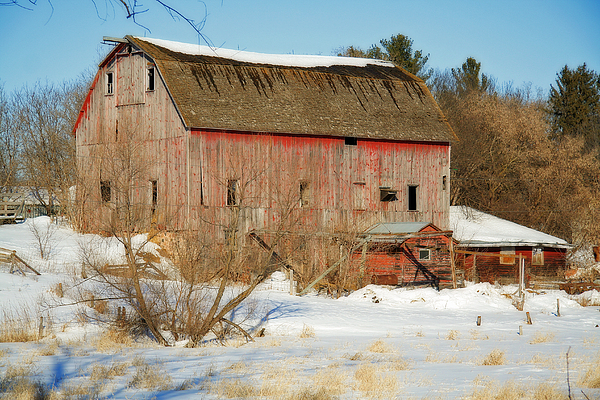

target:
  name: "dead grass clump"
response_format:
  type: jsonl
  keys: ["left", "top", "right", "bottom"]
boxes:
{"left": 287, "top": 387, "right": 337, "bottom": 400}
{"left": 211, "top": 379, "right": 257, "bottom": 398}
{"left": 579, "top": 356, "right": 600, "bottom": 388}
{"left": 529, "top": 331, "right": 556, "bottom": 344}
{"left": 446, "top": 329, "right": 460, "bottom": 340}
{"left": 312, "top": 366, "right": 347, "bottom": 396}
{"left": 470, "top": 330, "right": 489, "bottom": 340}
{"left": 36, "top": 342, "right": 59, "bottom": 356}
{"left": 354, "top": 363, "right": 398, "bottom": 396}
{"left": 299, "top": 324, "right": 316, "bottom": 338}
{"left": 466, "top": 380, "right": 526, "bottom": 400}
{"left": 481, "top": 349, "right": 506, "bottom": 366}
{"left": 385, "top": 356, "right": 410, "bottom": 371}
{"left": 532, "top": 383, "right": 568, "bottom": 400}
{"left": 425, "top": 352, "right": 458, "bottom": 363}
{"left": 128, "top": 362, "right": 173, "bottom": 390}
{"left": 95, "top": 328, "right": 133, "bottom": 352}
{"left": 53, "top": 383, "right": 102, "bottom": 399}
{"left": 368, "top": 339, "right": 390, "bottom": 353}
{"left": 0, "top": 364, "right": 48, "bottom": 399}
{"left": 89, "top": 361, "right": 129, "bottom": 382}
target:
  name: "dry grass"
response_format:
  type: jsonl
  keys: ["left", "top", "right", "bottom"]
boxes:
{"left": 425, "top": 352, "right": 458, "bottom": 363}
{"left": 95, "top": 328, "right": 133, "bottom": 352}
{"left": 528, "top": 331, "right": 555, "bottom": 344}
{"left": 299, "top": 324, "right": 316, "bottom": 338}
{"left": 210, "top": 378, "right": 257, "bottom": 398}
{"left": 287, "top": 387, "right": 338, "bottom": 400}
{"left": 36, "top": 342, "right": 59, "bottom": 357}
{"left": 0, "top": 310, "right": 39, "bottom": 343}
{"left": 481, "top": 349, "right": 506, "bottom": 366}
{"left": 579, "top": 356, "right": 600, "bottom": 388}
{"left": 312, "top": 366, "right": 347, "bottom": 396}
{"left": 465, "top": 380, "right": 567, "bottom": 400}
{"left": 89, "top": 361, "right": 129, "bottom": 382}
{"left": 470, "top": 330, "right": 489, "bottom": 340}
{"left": 0, "top": 364, "right": 48, "bottom": 399}
{"left": 446, "top": 329, "right": 460, "bottom": 340}
{"left": 354, "top": 363, "right": 398, "bottom": 398}
{"left": 367, "top": 339, "right": 390, "bottom": 353}
{"left": 128, "top": 360, "right": 173, "bottom": 390}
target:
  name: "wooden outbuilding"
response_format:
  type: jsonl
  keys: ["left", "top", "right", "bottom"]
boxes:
{"left": 450, "top": 206, "right": 571, "bottom": 285}
{"left": 74, "top": 36, "right": 456, "bottom": 241}
{"left": 351, "top": 222, "right": 455, "bottom": 289}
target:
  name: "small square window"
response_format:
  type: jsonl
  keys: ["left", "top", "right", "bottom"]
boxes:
{"left": 344, "top": 137, "right": 357, "bottom": 146}
{"left": 419, "top": 249, "right": 431, "bottom": 261}
{"left": 106, "top": 72, "right": 114, "bottom": 95}
{"left": 500, "top": 247, "right": 516, "bottom": 265}
{"left": 532, "top": 247, "right": 544, "bottom": 266}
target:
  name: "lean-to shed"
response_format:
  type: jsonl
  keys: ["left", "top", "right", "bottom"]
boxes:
{"left": 450, "top": 206, "right": 571, "bottom": 285}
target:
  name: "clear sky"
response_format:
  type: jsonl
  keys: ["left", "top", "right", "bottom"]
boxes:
{"left": 0, "top": 0, "right": 598, "bottom": 95}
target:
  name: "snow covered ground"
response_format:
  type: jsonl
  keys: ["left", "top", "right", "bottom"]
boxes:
{"left": 0, "top": 217, "right": 599, "bottom": 399}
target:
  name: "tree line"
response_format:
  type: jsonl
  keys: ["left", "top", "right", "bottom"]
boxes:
{"left": 338, "top": 34, "right": 600, "bottom": 245}
{"left": 0, "top": 78, "right": 89, "bottom": 215}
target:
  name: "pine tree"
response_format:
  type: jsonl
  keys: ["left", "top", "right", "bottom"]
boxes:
{"left": 549, "top": 63, "right": 600, "bottom": 148}
{"left": 451, "top": 57, "right": 493, "bottom": 95}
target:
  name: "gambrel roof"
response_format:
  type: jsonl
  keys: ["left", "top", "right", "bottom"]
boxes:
{"left": 122, "top": 36, "right": 456, "bottom": 142}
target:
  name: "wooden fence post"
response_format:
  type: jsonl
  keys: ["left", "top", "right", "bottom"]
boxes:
{"left": 557, "top": 298, "right": 561, "bottom": 317}
{"left": 526, "top": 312, "right": 532, "bottom": 325}
{"left": 476, "top": 316, "right": 481, "bottom": 326}
{"left": 38, "top": 316, "right": 44, "bottom": 339}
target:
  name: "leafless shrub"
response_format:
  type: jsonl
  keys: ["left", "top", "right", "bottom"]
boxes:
{"left": 28, "top": 217, "right": 57, "bottom": 260}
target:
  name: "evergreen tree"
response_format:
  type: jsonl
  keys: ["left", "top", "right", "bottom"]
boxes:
{"left": 335, "top": 34, "right": 433, "bottom": 82}
{"left": 451, "top": 57, "right": 493, "bottom": 95}
{"left": 549, "top": 63, "right": 600, "bottom": 148}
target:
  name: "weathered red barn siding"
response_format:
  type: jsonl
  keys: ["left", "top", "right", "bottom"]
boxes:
{"left": 459, "top": 247, "right": 568, "bottom": 284}
{"left": 188, "top": 129, "right": 450, "bottom": 234}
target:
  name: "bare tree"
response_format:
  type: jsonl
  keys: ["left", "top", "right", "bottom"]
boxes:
{"left": 0, "top": 83, "right": 19, "bottom": 191}
{"left": 12, "top": 79, "right": 87, "bottom": 216}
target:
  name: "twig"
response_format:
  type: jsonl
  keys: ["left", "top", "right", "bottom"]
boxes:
{"left": 567, "top": 346, "right": 572, "bottom": 400}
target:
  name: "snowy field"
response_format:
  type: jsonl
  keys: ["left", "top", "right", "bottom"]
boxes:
{"left": 1, "top": 217, "right": 599, "bottom": 399}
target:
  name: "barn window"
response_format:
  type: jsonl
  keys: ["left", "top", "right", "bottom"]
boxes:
{"left": 227, "top": 179, "right": 238, "bottom": 206}
{"left": 106, "top": 72, "right": 114, "bottom": 95}
{"left": 419, "top": 249, "right": 431, "bottom": 261}
{"left": 500, "top": 247, "right": 516, "bottom": 265}
{"left": 345, "top": 137, "right": 357, "bottom": 146}
{"left": 299, "top": 181, "right": 310, "bottom": 207}
{"left": 532, "top": 247, "right": 544, "bottom": 266}
{"left": 147, "top": 67, "right": 155, "bottom": 91}
{"left": 150, "top": 180, "right": 158, "bottom": 215}
{"left": 408, "top": 185, "right": 418, "bottom": 211}
{"left": 380, "top": 188, "right": 398, "bottom": 202}
{"left": 100, "top": 181, "right": 111, "bottom": 203}
{"left": 442, "top": 175, "right": 447, "bottom": 191}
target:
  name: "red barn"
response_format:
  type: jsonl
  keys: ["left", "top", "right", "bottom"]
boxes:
{"left": 74, "top": 36, "right": 456, "bottom": 242}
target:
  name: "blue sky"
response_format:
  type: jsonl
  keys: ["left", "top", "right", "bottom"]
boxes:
{"left": 0, "top": 0, "right": 598, "bottom": 95}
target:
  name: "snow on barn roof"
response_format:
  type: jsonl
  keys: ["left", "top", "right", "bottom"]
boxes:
{"left": 364, "top": 222, "right": 431, "bottom": 235}
{"left": 136, "top": 37, "right": 396, "bottom": 69}
{"left": 450, "top": 206, "right": 571, "bottom": 249}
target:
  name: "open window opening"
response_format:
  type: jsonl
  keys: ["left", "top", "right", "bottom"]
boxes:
{"left": 380, "top": 187, "right": 398, "bottom": 202}
{"left": 418, "top": 249, "right": 431, "bottom": 261}
{"left": 100, "top": 181, "right": 111, "bottom": 203}
{"left": 147, "top": 66, "right": 155, "bottom": 91}
{"left": 150, "top": 180, "right": 158, "bottom": 215}
{"left": 344, "top": 137, "right": 357, "bottom": 146}
{"left": 299, "top": 181, "right": 310, "bottom": 207}
{"left": 408, "top": 185, "right": 418, "bottom": 211}
{"left": 442, "top": 175, "right": 447, "bottom": 191}
{"left": 106, "top": 72, "right": 114, "bottom": 95}
{"left": 227, "top": 179, "right": 239, "bottom": 206}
